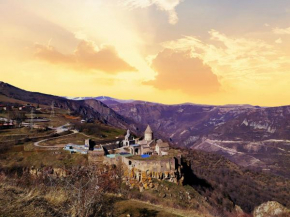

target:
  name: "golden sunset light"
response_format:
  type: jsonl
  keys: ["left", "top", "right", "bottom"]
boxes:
{"left": 2, "top": 1, "right": 290, "bottom": 215}
{"left": 1, "top": 0, "right": 290, "bottom": 106}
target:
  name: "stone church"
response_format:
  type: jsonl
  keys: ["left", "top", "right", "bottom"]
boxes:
{"left": 123, "top": 125, "right": 170, "bottom": 156}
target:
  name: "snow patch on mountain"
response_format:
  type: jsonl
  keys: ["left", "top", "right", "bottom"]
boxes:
{"left": 63, "top": 96, "right": 135, "bottom": 103}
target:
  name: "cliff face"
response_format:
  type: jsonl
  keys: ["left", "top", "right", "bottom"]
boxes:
{"left": 124, "top": 167, "right": 183, "bottom": 191}
{"left": 104, "top": 155, "right": 184, "bottom": 187}
{"left": 125, "top": 158, "right": 184, "bottom": 187}
{"left": 103, "top": 100, "right": 290, "bottom": 144}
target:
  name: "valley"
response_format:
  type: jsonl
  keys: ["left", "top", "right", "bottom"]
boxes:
{"left": 3, "top": 1, "right": 290, "bottom": 216}
{"left": 98, "top": 98, "right": 290, "bottom": 179}
{"left": 0, "top": 82, "right": 290, "bottom": 217}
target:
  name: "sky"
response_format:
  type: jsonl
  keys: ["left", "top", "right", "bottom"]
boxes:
{"left": 1, "top": 0, "right": 290, "bottom": 106}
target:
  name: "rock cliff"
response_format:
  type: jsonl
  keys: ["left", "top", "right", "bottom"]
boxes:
{"left": 253, "top": 201, "right": 290, "bottom": 217}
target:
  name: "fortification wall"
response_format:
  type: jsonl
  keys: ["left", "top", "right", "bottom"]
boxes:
{"left": 103, "top": 155, "right": 183, "bottom": 185}
{"left": 122, "top": 157, "right": 176, "bottom": 173}
{"left": 88, "top": 151, "right": 104, "bottom": 164}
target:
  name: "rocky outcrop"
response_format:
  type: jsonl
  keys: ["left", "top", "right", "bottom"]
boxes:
{"left": 117, "top": 155, "right": 184, "bottom": 192}
{"left": 253, "top": 201, "right": 290, "bottom": 217}
{"left": 29, "top": 167, "right": 67, "bottom": 178}
{"left": 123, "top": 167, "right": 184, "bottom": 192}
{"left": 126, "top": 167, "right": 182, "bottom": 185}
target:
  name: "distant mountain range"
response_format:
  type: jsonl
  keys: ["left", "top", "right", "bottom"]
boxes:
{"left": 90, "top": 95, "right": 290, "bottom": 178}
{"left": 64, "top": 96, "right": 135, "bottom": 104}
{"left": 65, "top": 96, "right": 261, "bottom": 108}
{"left": 2, "top": 82, "right": 290, "bottom": 178}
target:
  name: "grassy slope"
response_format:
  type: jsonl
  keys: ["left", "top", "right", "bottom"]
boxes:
{"left": 0, "top": 184, "right": 66, "bottom": 217}
{"left": 0, "top": 145, "right": 88, "bottom": 169}
{"left": 114, "top": 199, "right": 183, "bottom": 217}
{"left": 41, "top": 133, "right": 90, "bottom": 146}
{"left": 0, "top": 94, "right": 41, "bottom": 106}
{"left": 0, "top": 107, "right": 126, "bottom": 169}
{"left": 0, "top": 183, "right": 208, "bottom": 217}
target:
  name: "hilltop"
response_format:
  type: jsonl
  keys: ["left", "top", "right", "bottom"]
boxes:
{"left": 0, "top": 82, "right": 143, "bottom": 133}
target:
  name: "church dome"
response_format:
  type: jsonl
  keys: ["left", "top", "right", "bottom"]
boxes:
{"left": 145, "top": 125, "right": 153, "bottom": 134}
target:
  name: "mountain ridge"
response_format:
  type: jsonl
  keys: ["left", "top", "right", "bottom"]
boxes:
{"left": 0, "top": 82, "right": 143, "bottom": 133}
{"left": 96, "top": 96, "right": 290, "bottom": 178}
{"left": 64, "top": 95, "right": 269, "bottom": 108}
{"left": 2, "top": 82, "right": 290, "bottom": 178}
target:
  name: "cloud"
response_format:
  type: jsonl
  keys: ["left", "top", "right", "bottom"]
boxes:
{"left": 161, "top": 30, "right": 286, "bottom": 85}
{"left": 123, "top": 0, "right": 183, "bottom": 25}
{"left": 273, "top": 27, "right": 290, "bottom": 35}
{"left": 34, "top": 44, "right": 74, "bottom": 64}
{"left": 145, "top": 49, "right": 220, "bottom": 94}
{"left": 34, "top": 40, "right": 136, "bottom": 73}
{"left": 275, "top": 38, "right": 282, "bottom": 44}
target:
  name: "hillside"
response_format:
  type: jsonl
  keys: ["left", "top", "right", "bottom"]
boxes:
{"left": 183, "top": 150, "right": 290, "bottom": 213}
{"left": 0, "top": 82, "right": 142, "bottom": 133}
{"left": 0, "top": 85, "right": 289, "bottom": 216}
{"left": 97, "top": 98, "right": 290, "bottom": 178}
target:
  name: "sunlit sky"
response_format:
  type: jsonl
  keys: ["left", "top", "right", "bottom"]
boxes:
{"left": 1, "top": 0, "right": 290, "bottom": 106}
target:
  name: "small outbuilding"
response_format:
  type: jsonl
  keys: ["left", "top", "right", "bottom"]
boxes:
{"left": 155, "top": 141, "right": 170, "bottom": 156}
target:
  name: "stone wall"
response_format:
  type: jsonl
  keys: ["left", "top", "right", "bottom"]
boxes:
{"left": 103, "top": 155, "right": 184, "bottom": 187}
{"left": 122, "top": 157, "right": 176, "bottom": 173}
{"left": 88, "top": 151, "right": 104, "bottom": 164}
{"left": 103, "top": 156, "right": 119, "bottom": 165}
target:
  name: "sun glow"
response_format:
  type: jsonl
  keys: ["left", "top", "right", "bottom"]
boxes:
{"left": 1, "top": 0, "right": 290, "bottom": 106}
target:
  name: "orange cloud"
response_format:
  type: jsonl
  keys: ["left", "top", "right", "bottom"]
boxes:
{"left": 145, "top": 49, "right": 221, "bottom": 95}
{"left": 34, "top": 44, "right": 74, "bottom": 64}
{"left": 34, "top": 40, "right": 136, "bottom": 73}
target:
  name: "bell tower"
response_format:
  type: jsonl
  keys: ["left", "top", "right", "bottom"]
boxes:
{"left": 144, "top": 125, "right": 153, "bottom": 141}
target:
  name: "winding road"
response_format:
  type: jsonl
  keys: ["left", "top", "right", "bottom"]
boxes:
{"left": 34, "top": 130, "right": 79, "bottom": 148}
{"left": 33, "top": 123, "right": 122, "bottom": 149}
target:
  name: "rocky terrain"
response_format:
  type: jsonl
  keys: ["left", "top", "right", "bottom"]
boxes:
{"left": 1, "top": 84, "right": 290, "bottom": 216}
{"left": 97, "top": 98, "right": 290, "bottom": 178}
{"left": 253, "top": 201, "right": 290, "bottom": 217}
{"left": 184, "top": 150, "right": 290, "bottom": 214}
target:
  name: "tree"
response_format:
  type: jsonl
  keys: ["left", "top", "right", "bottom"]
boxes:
{"left": 8, "top": 110, "right": 26, "bottom": 127}
{"left": 64, "top": 166, "right": 117, "bottom": 217}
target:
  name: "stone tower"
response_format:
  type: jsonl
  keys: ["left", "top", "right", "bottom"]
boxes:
{"left": 144, "top": 125, "right": 153, "bottom": 141}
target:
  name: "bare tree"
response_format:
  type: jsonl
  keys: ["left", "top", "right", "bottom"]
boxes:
{"left": 63, "top": 166, "right": 117, "bottom": 217}
{"left": 9, "top": 110, "right": 26, "bottom": 127}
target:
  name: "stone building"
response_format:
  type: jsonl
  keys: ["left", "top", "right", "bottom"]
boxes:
{"left": 144, "top": 125, "right": 153, "bottom": 141}
{"left": 103, "top": 127, "right": 184, "bottom": 187}
{"left": 155, "top": 139, "right": 170, "bottom": 155}
{"left": 123, "top": 125, "right": 170, "bottom": 156}
{"left": 123, "top": 129, "right": 136, "bottom": 146}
